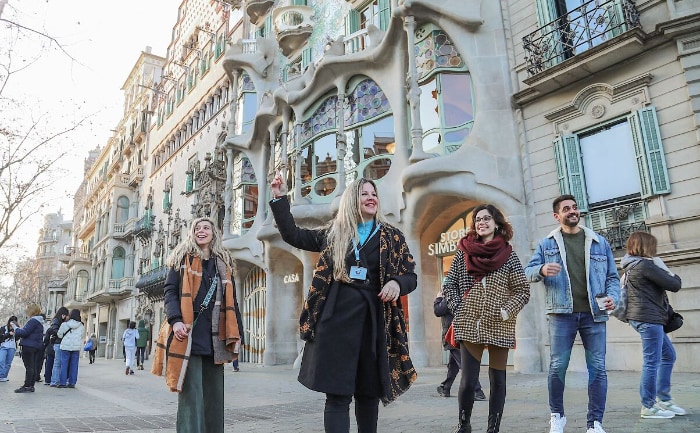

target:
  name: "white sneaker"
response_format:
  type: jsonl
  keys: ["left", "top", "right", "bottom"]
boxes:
{"left": 586, "top": 421, "right": 606, "bottom": 433}
{"left": 640, "top": 404, "right": 675, "bottom": 419}
{"left": 0, "top": 377, "right": 8, "bottom": 382}
{"left": 656, "top": 398, "right": 686, "bottom": 416}
{"left": 549, "top": 413, "right": 566, "bottom": 433}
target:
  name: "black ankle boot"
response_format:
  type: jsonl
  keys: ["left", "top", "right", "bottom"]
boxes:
{"left": 486, "top": 412, "right": 502, "bottom": 433}
{"left": 452, "top": 410, "right": 472, "bottom": 433}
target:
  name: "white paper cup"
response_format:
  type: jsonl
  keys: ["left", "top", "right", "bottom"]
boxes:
{"left": 595, "top": 294, "right": 608, "bottom": 310}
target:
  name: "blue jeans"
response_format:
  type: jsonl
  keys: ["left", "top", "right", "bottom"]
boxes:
{"left": 60, "top": 350, "right": 80, "bottom": 386}
{"left": 548, "top": 313, "right": 607, "bottom": 427}
{"left": 51, "top": 344, "right": 62, "bottom": 385}
{"left": 0, "top": 345, "right": 15, "bottom": 378}
{"left": 628, "top": 320, "right": 675, "bottom": 408}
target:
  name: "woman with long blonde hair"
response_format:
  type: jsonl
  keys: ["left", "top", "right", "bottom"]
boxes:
{"left": 270, "top": 174, "right": 417, "bottom": 433}
{"left": 153, "top": 217, "right": 242, "bottom": 433}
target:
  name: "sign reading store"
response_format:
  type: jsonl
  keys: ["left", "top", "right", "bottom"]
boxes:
{"left": 428, "top": 227, "right": 468, "bottom": 256}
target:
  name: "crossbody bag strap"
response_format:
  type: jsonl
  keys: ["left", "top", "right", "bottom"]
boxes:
{"left": 192, "top": 275, "right": 218, "bottom": 329}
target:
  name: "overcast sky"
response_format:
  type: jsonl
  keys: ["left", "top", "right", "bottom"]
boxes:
{"left": 3, "top": 0, "right": 180, "bottom": 255}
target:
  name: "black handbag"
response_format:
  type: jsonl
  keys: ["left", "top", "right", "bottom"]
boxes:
{"left": 663, "top": 298, "right": 683, "bottom": 333}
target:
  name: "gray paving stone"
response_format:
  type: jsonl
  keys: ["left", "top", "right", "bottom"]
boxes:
{"left": 1, "top": 355, "right": 698, "bottom": 432}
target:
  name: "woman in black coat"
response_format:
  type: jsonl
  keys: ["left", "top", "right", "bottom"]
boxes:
{"left": 270, "top": 174, "right": 417, "bottom": 433}
{"left": 621, "top": 231, "right": 685, "bottom": 419}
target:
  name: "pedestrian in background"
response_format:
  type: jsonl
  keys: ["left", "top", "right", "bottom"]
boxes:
{"left": 0, "top": 315, "right": 19, "bottom": 382}
{"left": 154, "top": 217, "right": 242, "bottom": 433}
{"left": 443, "top": 204, "right": 530, "bottom": 433}
{"left": 33, "top": 313, "right": 47, "bottom": 383}
{"left": 42, "top": 326, "right": 55, "bottom": 385}
{"left": 622, "top": 231, "right": 686, "bottom": 419}
{"left": 87, "top": 333, "right": 98, "bottom": 364}
{"left": 434, "top": 287, "right": 485, "bottom": 401}
{"left": 47, "top": 307, "right": 69, "bottom": 387}
{"left": 525, "top": 195, "right": 619, "bottom": 433}
{"left": 270, "top": 174, "right": 418, "bottom": 433}
{"left": 12, "top": 304, "right": 45, "bottom": 393}
{"left": 123, "top": 321, "right": 139, "bottom": 375}
{"left": 135, "top": 319, "right": 150, "bottom": 370}
{"left": 57, "top": 309, "right": 85, "bottom": 388}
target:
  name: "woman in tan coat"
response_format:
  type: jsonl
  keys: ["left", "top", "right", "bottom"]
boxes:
{"left": 443, "top": 204, "right": 530, "bottom": 433}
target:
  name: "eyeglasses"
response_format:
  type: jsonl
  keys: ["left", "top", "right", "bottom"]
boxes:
{"left": 475, "top": 215, "right": 493, "bottom": 223}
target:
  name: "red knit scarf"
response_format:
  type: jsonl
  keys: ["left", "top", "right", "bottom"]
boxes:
{"left": 457, "top": 234, "right": 512, "bottom": 282}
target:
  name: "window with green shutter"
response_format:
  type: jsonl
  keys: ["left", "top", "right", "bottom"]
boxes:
{"left": 345, "top": 9, "right": 360, "bottom": 36}
{"left": 552, "top": 106, "right": 671, "bottom": 211}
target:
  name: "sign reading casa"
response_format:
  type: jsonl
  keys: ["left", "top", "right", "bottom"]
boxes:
{"left": 428, "top": 228, "right": 468, "bottom": 256}
{"left": 283, "top": 273, "right": 300, "bottom": 283}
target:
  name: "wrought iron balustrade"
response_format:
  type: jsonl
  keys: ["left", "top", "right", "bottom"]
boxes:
{"left": 584, "top": 200, "right": 648, "bottom": 250}
{"left": 523, "top": 0, "right": 640, "bottom": 76}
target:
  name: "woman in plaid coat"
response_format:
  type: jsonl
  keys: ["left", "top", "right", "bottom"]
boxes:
{"left": 443, "top": 204, "right": 530, "bottom": 433}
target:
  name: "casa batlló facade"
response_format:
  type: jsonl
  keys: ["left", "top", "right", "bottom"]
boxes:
{"left": 56, "top": 0, "right": 699, "bottom": 372}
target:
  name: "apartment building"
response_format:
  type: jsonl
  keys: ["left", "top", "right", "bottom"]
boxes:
{"left": 61, "top": 0, "right": 699, "bottom": 372}
{"left": 508, "top": 0, "right": 700, "bottom": 370}
{"left": 35, "top": 211, "right": 72, "bottom": 318}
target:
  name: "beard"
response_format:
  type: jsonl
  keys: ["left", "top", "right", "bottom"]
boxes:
{"left": 562, "top": 214, "right": 579, "bottom": 227}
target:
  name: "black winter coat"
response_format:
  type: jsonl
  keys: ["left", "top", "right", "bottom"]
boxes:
{"left": 270, "top": 197, "right": 417, "bottom": 403}
{"left": 624, "top": 258, "right": 681, "bottom": 324}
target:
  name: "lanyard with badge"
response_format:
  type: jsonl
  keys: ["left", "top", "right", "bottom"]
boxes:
{"left": 349, "top": 223, "right": 380, "bottom": 281}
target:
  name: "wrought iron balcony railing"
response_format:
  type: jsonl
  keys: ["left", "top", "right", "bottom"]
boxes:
{"left": 584, "top": 199, "right": 648, "bottom": 250}
{"left": 523, "top": 0, "right": 640, "bottom": 77}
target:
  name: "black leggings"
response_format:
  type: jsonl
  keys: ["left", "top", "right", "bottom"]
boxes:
{"left": 324, "top": 393, "right": 379, "bottom": 433}
{"left": 457, "top": 343, "right": 508, "bottom": 423}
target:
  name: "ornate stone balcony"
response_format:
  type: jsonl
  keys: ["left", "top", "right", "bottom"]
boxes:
{"left": 273, "top": 4, "right": 314, "bottom": 57}
{"left": 129, "top": 165, "right": 144, "bottom": 187}
{"left": 86, "top": 276, "right": 135, "bottom": 303}
{"left": 245, "top": 0, "right": 275, "bottom": 25}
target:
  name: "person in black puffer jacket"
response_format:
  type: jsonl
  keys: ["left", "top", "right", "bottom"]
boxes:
{"left": 621, "top": 231, "right": 685, "bottom": 420}
{"left": 434, "top": 287, "right": 485, "bottom": 401}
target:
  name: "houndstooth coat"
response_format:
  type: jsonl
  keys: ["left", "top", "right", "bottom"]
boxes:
{"left": 443, "top": 250, "right": 530, "bottom": 348}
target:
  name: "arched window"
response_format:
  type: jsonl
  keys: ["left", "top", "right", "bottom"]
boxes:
{"left": 76, "top": 270, "right": 89, "bottom": 299}
{"left": 111, "top": 247, "right": 125, "bottom": 280}
{"left": 117, "top": 196, "right": 129, "bottom": 223}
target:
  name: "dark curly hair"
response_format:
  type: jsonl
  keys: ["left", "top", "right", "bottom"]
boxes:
{"left": 467, "top": 204, "right": 514, "bottom": 242}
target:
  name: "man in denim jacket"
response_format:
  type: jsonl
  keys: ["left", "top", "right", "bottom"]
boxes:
{"left": 525, "top": 195, "right": 620, "bottom": 433}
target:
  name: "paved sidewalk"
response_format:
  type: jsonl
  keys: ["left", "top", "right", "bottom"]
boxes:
{"left": 1, "top": 355, "right": 698, "bottom": 432}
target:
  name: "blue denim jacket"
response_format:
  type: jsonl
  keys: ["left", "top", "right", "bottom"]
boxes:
{"left": 524, "top": 226, "right": 620, "bottom": 321}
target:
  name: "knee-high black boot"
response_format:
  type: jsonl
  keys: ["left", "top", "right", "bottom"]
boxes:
{"left": 454, "top": 348, "right": 480, "bottom": 433}
{"left": 486, "top": 368, "right": 506, "bottom": 433}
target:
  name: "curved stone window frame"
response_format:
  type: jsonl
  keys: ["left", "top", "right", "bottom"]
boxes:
{"left": 413, "top": 24, "right": 473, "bottom": 155}
{"left": 231, "top": 152, "right": 258, "bottom": 236}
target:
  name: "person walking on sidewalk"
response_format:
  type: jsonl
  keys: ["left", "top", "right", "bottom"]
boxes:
{"left": 153, "top": 217, "right": 242, "bottom": 433}
{"left": 434, "top": 288, "right": 485, "bottom": 401}
{"left": 0, "top": 315, "right": 19, "bottom": 382}
{"left": 122, "top": 321, "right": 139, "bottom": 375}
{"left": 57, "top": 309, "right": 85, "bottom": 388}
{"left": 525, "top": 195, "right": 620, "bottom": 433}
{"left": 87, "top": 333, "right": 98, "bottom": 364}
{"left": 135, "top": 319, "right": 150, "bottom": 370}
{"left": 443, "top": 204, "right": 531, "bottom": 433}
{"left": 12, "top": 304, "right": 44, "bottom": 393}
{"left": 270, "top": 174, "right": 418, "bottom": 433}
{"left": 622, "top": 231, "right": 687, "bottom": 419}
{"left": 47, "top": 307, "right": 69, "bottom": 387}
